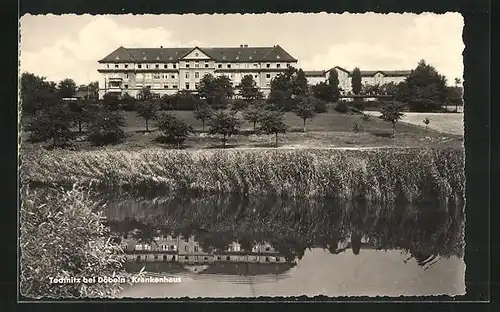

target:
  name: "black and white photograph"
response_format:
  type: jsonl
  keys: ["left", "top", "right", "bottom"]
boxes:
{"left": 19, "top": 12, "right": 466, "bottom": 299}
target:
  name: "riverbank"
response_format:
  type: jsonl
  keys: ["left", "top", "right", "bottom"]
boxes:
{"left": 22, "top": 147, "right": 465, "bottom": 202}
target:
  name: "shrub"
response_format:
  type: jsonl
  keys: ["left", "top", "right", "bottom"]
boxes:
{"left": 156, "top": 112, "right": 194, "bottom": 147}
{"left": 313, "top": 98, "right": 328, "bottom": 113}
{"left": 208, "top": 111, "right": 241, "bottom": 147}
{"left": 27, "top": 104, "right": 74, "bottom": 148}
{"left": 121, "top": 93, "right": 137, "bottom": 111}
{"left": 136, "top": 100, "right": 159, "bottom": 132}
{"left": 87, "top": 110, "right": 126, "bottom": 146}
{"left": 353, "top": 98, "right": 365, "bottom": 111}
{"left": 231, "top": 99, "right": 249, "bottom": 111}
{"left": 352, "top": 123, "right": 361, "bottom": 133}
{"left": 20, "top": 186, "right": 126, "bottom": 298}
{"left": 335, "top": 100, "right": 349, "bottom": 113}
{"left": 193, "top": 103, "right": 213, "bottom": 132}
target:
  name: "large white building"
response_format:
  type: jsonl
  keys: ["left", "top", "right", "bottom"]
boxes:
{"left": 97, "top": 45, "right": 298, "bottom": 99}
{"left": 305, "top": 66, "right": 411, "bottom": 94}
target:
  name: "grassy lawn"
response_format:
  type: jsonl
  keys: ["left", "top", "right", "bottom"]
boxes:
{"left": 21, "top": 109, "right": 464, "bottom": 152}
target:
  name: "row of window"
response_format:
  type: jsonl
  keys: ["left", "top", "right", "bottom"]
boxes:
{"left": 105, "top": 62, "right": 292, "bottom": 70}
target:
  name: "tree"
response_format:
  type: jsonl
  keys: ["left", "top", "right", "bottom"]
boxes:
{"left": 293, "top": 96, "right": 316, "bottom": 132}
{"left": 396, "top": 60, "right": 448, "bottom": 112}
{"left": 102, "top": 92, "right": 121, "bottom": 111}
{"left": 121, "top": 93, "right": 137, "bottom": 111}
{"left": 231, "top": 99, "right": 249, "bottom": 111}
{"left": 242, "top": 102, "right": 265, "bottom": 132}
{"left": 57, "top": 78, "right": 77, "bottom": 99}
{"left": 379, "top": 102, "right": 405, "bottom": 137}
{"left": 88, "top": 81, "right": 99, "bottom": 100}
{"left": 422, "top": 117, "right": 431, "bottom": 134}
{"left": 137, "top": 86, "right": 159, "bottom": 101}
{"left": 198, "top": 74, "right": 234, "bottom": 108}
{"left": 20, "top": 72, "right": 58, "bottom": 114}
{"left": 266, "top": 89, "right": 292, "bottom": 111}
{"left": 238, "top": 74, "right": 263, "bottom": 102}
{"left": 208, "top": 111, "right": 241, "bottom": 147}
{"left": 193, "top": 102, "right": 213, "bottom": 132}
{"left": 379, "top": 82, "right": 399, "bottom": 96}
{"left": 270, "top": 67, "right": 297, "bottom": 92}
{"left": 87, "top": 109, "right": 125, "bottom": 145}
{"left": 20, "top": 187, "right": 126, "bottom": 298}
{"left": 351, "top": 67, "right": 362, "bottom": 95}
{"left": 327, "top": 70, "right": 341, "bottom": 102}
{"left": 27, "top": 104, "right": 74, "bottom": 148}
{"left": 292, "top": 69, "right": 309, "bottom": 97}
{"left": 68, "top": 99, "right": 96, "bottom": 133}
{"left": 156, "top": 112, "right": 193, "bottom": 147}
{"left": 136, "top": 100, "right": 159, "bottom": 132}
{"left": 258, "top": 110, "right": 288, "bottom": 147}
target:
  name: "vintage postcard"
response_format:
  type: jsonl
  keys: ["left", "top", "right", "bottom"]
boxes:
{"left": 19, "top": 12, "right": 465, "bottom": 299}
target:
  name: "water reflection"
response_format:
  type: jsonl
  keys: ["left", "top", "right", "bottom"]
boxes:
{"left": 104, "top": 194, "right": 465, "bottom": 297}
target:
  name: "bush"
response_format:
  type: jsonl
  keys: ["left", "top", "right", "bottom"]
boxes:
{"left": 156, "top": 112, "right": 194, "bottom": 147}
{"left": 121, "top": 93, "right": 137, "bottom": 111}
{"left": 231, "top": 99, "right": 249, "bottom": 111}
{"left": 87, "top": 110, "right": 126, "bottom": 146}
{"left": 27, "top": 104, "right": 75, "bottom": 148}
{"left": 335, "top": 100, "right": 349, "bottom": 113}
{"left": 314, "top": 99, "right": 328, "bottom": 113}
{"left": 20, "top": 186, "right": 126, "bottom": 298}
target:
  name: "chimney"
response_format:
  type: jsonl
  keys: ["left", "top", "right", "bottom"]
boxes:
{"left": 244, "top": 44, "right": 248, "bottom": 48}
{"left": 160, "top": 45, "right": 163, "bottom": 48}
{"left": 240, "top": 44, "right": 243, "bottom": 48}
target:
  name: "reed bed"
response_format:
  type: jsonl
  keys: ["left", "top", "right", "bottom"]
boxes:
{"left": 22, "top": 147, "right": 465, "bottom": 203}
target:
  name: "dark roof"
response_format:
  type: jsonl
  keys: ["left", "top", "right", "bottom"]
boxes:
{"left": 304, "top": 70, "right": 325, "bottom": 77}
{"left": 360, "top": 70, "right": 412, "bottom": 77}
{"left": 98, "top": 45, "right": 298, "bottom": 63}
{"left": 324, "top": 66, "right": 411, "bottom": 77}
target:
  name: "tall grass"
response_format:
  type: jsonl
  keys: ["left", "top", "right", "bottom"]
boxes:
{"left": 22, "top": 147, "right": 465, "bottom": 203}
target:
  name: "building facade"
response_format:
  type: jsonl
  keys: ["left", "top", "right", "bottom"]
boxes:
{"left": 97, "top": 45, "right": 298, "bottom": 99}
{"left": 305, "top": 66, "right": 411, "bottom": 95}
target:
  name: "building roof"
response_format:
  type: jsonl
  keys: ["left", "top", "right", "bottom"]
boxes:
{"left": 98, "top": 45, "right": 298, "bottom": 63}
{"left": 325, "top": 67, "right": 412, "bottom": 77}
{"left": 304, "top": 70, "right": 326, "bottom": 77}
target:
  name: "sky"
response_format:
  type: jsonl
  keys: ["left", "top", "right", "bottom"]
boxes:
{"left": 19, "top": 13, "right": 464, "bottom": 86}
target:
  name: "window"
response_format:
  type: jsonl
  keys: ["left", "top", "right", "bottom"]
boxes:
{"left": 227, "top": 64, "right": 231, "bottom": 68}
{"left": 171, "top": 75, "right": 175, "bottom": 79}
{"left": 254, "top": 64, "right": 258, "bottom": 68}
{"left": 265, "top": 247, "right": 270, "bottom": 252}
{"left": 185, "top": 245, "right": 188, "bottom": 251}
{"left": 155, "top": 64, "right": 159, "bottom": 69}
{"left": 194, "top": 246, "right": 199, "bottom": 252}
{"left": 124, "top": 64, "right": 128, "bottom": 68}
{"left": 266, "top": 74, "right": 271, "bottom": 79}
{"left": 154, "top": 254, "right": 158, "bottom": 260}
{"left": 195, "top": 72, "right": 199, "bottom": 78}
{"left": 230, "top": 74, "right": 233, "bottom": 79}
{"left": 124, "top": 85, "right": 129, "bottom": 89}
{"left": 164, "top": 64, "right": 168, "bottom": 68}
{"left": 254, "top": 75, "right": 258, "bottom": 79}
{"left": 163, "top": 84, "right": 168, "bottom": 89}
{"left": 185, "top": 63, "right": 190, "bottom": 68}
{"left": 125, "top": 73, "right": 129, "bottom": 78}
{"left": 266, "top": 64, "right": 271, "bottom": 68}
{"left": 146, "top": 64, "right": 149, "bottom": 69}
{"left": 265, "top": 257, "right": 270, "bottom": 262}
{"left": 115, "top": 64, "right": 119, "bottom": 68}
{"left": 163, "top": 255, "right": 168, "bottom": 261}
{"left": 277, "top": 64, "right": 281, "bottom": 68}
{"left": 106, "top": 64, "right": 109, "bottom": 68}
{"left": 185, "top": 72, "right": 189, "bottom": 79}
{"left": 195, "top": 82, "right": 200, "bottom": 89}
{"left": 245, "top": 64, "right": 249, "bottom": 68}
{"left": 136, "top": 255, "right": 141, "bottom": 262}
{"left": 195, "top": 62, "right": 199, "bottom": 68}
{"left": 205, "top": 62, "right": 209, "bottom": 68}
{"left": 173, "top": 64, "right": 177, "bottom": 68}
{"left": 204, "top": 256, "right": 208, "bottom": 261}
{"left": 185, "top": 256, "right": 188, "bottom": 260}
{"left": 185, "top": 83, "right": 190, "bottom": 90}
{"left": 153, "top": 73, "right": 160, "bottom": 79}
{"left": 276, "top": 257, "right": 280, "bottom": 262}
{"left": 217, "top": 256, "right": 221, "bottom": 260}
{"left": 226, "top": 256, "right": 231, "bottom": 261}
{"left": 137, "top": 64, "right": 142, "bottom": 69}
{"left": 173, "top": 85, "right": 178, "bottom": 89}
{"left": 170, "top": 245, "right": 175, "bottom": 249}
{"left": 218, "top": 64, "right": 222, "bottom": 69}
